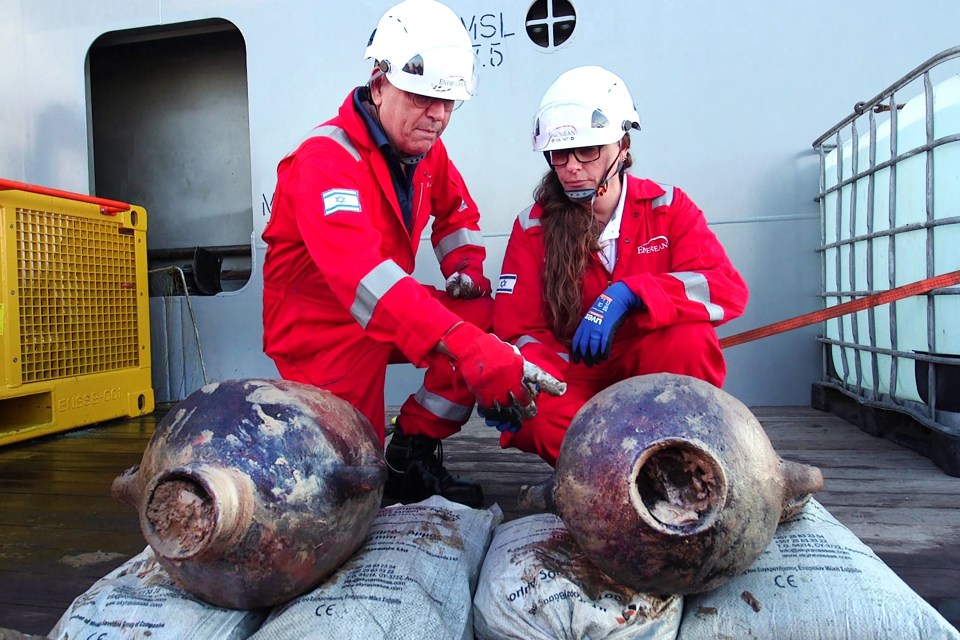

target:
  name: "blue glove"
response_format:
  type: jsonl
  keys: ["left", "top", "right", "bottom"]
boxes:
{"left": 571, "top": 282, "right": 642, "bottom": 367}
{"left": 477, "top": 404, "right": 523, "bottom": 434}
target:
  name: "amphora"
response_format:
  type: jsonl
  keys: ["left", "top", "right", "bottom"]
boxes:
{"left": 112, "top": 378, "right": 386, "bottom": 609}
{"left": 520, "top": 373, "right": 824, "bottom": 595}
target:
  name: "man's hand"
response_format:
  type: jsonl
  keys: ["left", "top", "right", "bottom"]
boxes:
{"left": 571, "top": 282, "right": 642, "bottom": 366}
{"left": 441, "top": 323, "right": 531, "bottom": 410}
{"left": 440, "top": 324, "right": 567, "bottom": 432}
{"left": 477, "top": 356, "right": 568, "bottom": 433}
{"left": 477, "top": 355, "right": 567, "bottom": 434}
{"left": 445, "top": 270, "right": 491, "bottom": 299}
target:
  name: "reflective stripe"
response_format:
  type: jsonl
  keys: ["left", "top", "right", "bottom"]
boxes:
{"left": 414, "top": 387, "right": 473, "bottom": 422}
{"left": 351, "top": 260, "right": 408, "bottom": 328}
{"left": 306, "top": 125, "right": 361, "bottom": 162}
{"left": 651, "top": 183, "right": 674, "bottom": 209}
{"left": 518, "top": 204, "right": 540, "bottom": 231}
{"left": 434, "top": 228, "right": 485, "bottom": 262}
{"left": 517, "top": 335, "right": 569, "bottom": 362}
{"left": 670, "top": 271, "right": 724, "bottom": 322}
{"left": 516, "top": 335, "right": 538, "bottom": 349}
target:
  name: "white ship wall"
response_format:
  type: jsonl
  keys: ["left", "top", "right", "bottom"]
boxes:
{"left": 1, "top": 0, "right": 958, "bottom": 405}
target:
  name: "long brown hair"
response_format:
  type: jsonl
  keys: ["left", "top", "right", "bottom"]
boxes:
{"left": 538, "top": 136, "right": 633, "bottom": 342}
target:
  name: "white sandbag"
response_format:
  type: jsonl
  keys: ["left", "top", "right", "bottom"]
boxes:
{"left": 678, "top": 499, "right": 960, "bottom": 640}
{"left": 251, "top": 495, "right": 501, "bottom": 640}
{"left": 473, "top": 513, "right": 683, "bottom": 640}
{"left": 49, "top": 546, "right": 268, "bottom": 640}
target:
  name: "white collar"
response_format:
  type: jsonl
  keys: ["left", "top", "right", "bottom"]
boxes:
{"left": 598, "top": 178, "right": 628, "bottom": 243}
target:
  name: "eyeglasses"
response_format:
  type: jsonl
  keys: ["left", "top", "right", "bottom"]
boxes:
{"left": 406, "top": 91, "right": 463, "bottom": 112}
{"left": 547, "top": 146, "right": 602, "bottom": 167}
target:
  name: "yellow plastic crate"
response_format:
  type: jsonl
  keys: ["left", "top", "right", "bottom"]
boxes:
{"left": 0, "top": 182, "right": 154, "bottom": 446}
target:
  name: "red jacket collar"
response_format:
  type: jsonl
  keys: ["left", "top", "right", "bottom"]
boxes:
{"left": 627, "top": 174, "right": 668, "bottom": 204}
{"left": 333, "top": 88, "right": 377, "bottom": 155}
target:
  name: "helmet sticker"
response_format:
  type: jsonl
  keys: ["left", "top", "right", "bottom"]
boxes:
{"left": 547, "top": 125, "right": 578, "bottom": 145}
{"left": 432, "top": 76, "right": 467, "bottom": 92}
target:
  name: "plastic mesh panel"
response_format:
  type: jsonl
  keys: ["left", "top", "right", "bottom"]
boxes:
{"left": 15, "top": 207, "right": 140, "bottom": 383}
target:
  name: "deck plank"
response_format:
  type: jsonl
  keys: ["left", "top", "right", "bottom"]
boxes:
{"left": 0, "top": 405, "right": 957, "bottom": 636}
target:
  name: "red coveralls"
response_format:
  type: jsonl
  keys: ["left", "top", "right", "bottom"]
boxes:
{"left": 262, "top": 89, "right": 490, "bottom": 443}
{"left": 493, "top": 176, "right": 749, "bottom": 465}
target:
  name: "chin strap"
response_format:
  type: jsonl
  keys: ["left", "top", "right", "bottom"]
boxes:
{"left": 398, "top": 152, "right": 426, "bottom": 165}
{"left": 562, "top": 153, "right": 625, "bottom": 203}
{"left": 563, "top": 187, "right": 598, "bottom": 202}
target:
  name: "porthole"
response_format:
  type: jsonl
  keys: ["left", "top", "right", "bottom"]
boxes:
{"left": 525, "top": 0, "right": 577, "bottom": 49}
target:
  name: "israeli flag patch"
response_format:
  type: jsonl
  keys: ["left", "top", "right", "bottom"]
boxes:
{"left": 496, "top": 274, "right": 517, "bottom": 294}
{"left": 322, "top": 188, "right": 362, "bottom": 215}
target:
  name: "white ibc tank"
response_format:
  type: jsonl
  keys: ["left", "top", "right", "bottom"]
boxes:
{"left": 822, "top": 75, "right": 960, "bottom": 402}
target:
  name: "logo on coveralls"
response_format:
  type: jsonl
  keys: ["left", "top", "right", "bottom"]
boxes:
{"left": 637, "top": 235, "right": 668, "bottom": 254}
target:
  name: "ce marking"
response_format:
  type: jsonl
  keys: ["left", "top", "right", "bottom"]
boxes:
{"left": 774, "top": 574, "right": 798, "bottom": 588}
{"left": 315, "top": 603, "right": 336, "bottom": 616}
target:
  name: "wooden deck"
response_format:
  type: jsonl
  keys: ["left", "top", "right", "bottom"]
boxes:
{"left": 1, "top": 405, "right": 958, "bottom": 636}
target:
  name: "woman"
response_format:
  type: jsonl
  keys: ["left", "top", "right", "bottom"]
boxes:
{"left": 490, "top": 66, "right": 749, "bottom": 465}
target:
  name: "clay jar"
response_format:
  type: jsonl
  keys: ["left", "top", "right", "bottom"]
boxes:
{"left": 520, "top": 373, "right": 824, "bottom": 595}
{"left": 112, "top": 378, "right": 387, "bottom": 609}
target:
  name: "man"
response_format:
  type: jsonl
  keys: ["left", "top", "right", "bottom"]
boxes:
{"left": 262, "top": 0, "right": 555, "bottom": 507}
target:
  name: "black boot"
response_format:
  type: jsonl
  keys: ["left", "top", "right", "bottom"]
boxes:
{"left": 384, "top": 425, "right": 484, "bottom": 508}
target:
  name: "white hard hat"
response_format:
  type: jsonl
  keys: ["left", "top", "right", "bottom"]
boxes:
{"left": 532, "top": 66, "right": 640, "bottom": 151}
{"left": 364, "top": 0, "right": 477, "bottom": 102}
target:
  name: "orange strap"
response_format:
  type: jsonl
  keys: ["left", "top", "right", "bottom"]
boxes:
{"left": 0, "top": 178, "right": 131, "bottom": 215}
{"left": 720, "top": 270, "right": 960, "bottom": 348}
